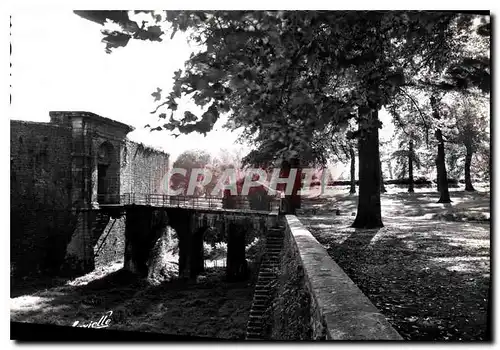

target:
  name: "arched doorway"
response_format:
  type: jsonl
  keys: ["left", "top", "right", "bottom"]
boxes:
{"left": 97, "top": 142, "right": 116, "bottom": 204}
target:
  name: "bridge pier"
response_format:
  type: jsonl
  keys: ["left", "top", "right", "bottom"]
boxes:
{"left": 124, "top": 206, "right": 167, "bottom": 277}
{"left": 164, "top": 208, "right": 198, "bottom": 279}
{"left": 226, "top": 220, "right": 248, "bottom": 281}
{"left": 61, "top": 209, "right": 95, "bottom": 275}
{"left": 123, "top": 206, "right": 279, "bottom": 281}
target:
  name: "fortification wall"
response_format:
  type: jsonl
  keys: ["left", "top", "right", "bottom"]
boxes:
{"left": 10, "top": 120, "right": 76, "bottom": 277}
{"left": 120, "top": 141, "right": 170, "bottom": 196}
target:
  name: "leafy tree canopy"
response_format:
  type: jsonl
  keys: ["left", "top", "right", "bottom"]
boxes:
{"left": 75, "top": 10, "right": 485, "bottom": 166}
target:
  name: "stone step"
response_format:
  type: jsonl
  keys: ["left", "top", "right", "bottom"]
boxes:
{"left": 246, "top": 327, "right": 262, "bottom": 333}
{"left": 266, "top": 251, "right": 282, "bottom": 255}
{"left": 266, "top": 245, "right": 283, "bottom": 249}
{"left": 252, "top": 299, "right": 269, "bottom": 304}
{"left": 256, "top": 278, "right": 277, "bottom": 283}
{"left": 265, "top": 240, "right": 283, "bottom": 245}
{"left": 258, "top": 265, "right": 277, "bottom": 270}
{"left": 256, "top": 281, "right": 274, "bottom": 286}
{"left": 251, "top": 304, "right": 268, "bottom": 310}
{"left": 263, "top": 255, "right": 280, "bottom": 259}
{"left": 259, "top": 270, "right": 276, "bottom": 275}
{"left": 258, "top": 273, "right": 275, "bottom": 279}
{"left": 247, "top": 323, "right": 262, "bottom": 330}
{"left": 263, "top": 256, "right": 280, "bottom": 260}
{"left": 247, "top": 320, "right": 263, "bottom": 327}
{"left": 246, "top": 334, "right": 261, "bottom": 340}
{"left": 265, "top": 251, "right": 282, "bottom": 255}
{"left": 253, "top": 294, "right": 270, "bottom": 300}
{"left": 248, "top": 316, "right": 264, "bottom": 323}
{"left": 265, "top": 247, "right": 283, "bottom": 251}
{"left": 253, "top": 289, "right": 270, "bottom": 294}
{"left": 257, "top": 276, "right": 275, "bottom": 281}
{"left": 266, "top": 236, "right": 283, "bottom": 240}
{"left": 255, "top": 281, "right": 275, "bottom": 286}
{"left": 250, "top": 308, "right": 265, "bottom": 314}
{"left": 262, "top": 257, "right": 280, "bottom": 262}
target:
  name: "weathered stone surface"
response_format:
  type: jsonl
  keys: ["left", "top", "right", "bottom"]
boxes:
{"left": 277, "top": 215, "right": 402, "bottom": 340}
{"left": 11, "top": 112, "right": 169, "bottom": 278}
{"left": 11, "top": 120, "right": 75, "bottom": 277}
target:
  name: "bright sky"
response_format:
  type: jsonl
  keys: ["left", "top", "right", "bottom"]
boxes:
{"left": 10, "top": 10, "right": 246, "bottom": 161}
{"left": 10, "top": 9, "right": 396, "bottom": 166}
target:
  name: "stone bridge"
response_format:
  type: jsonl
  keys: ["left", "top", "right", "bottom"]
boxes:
{"left": 11, "top": 111, "right": 282, "bottom": 280}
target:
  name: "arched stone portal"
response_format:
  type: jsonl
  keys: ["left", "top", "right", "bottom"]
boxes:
{"left": 97, "top": 141, "right": 119, "bottom": 204}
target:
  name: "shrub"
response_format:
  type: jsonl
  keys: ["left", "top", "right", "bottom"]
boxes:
{"left": 212, "top": 242, "right": 227, "bottom": 260}
{"left": 245, "top": 237, "right": 263, "bottom": 261}
{"left": 203, "top": 242, "right": 213, "bottom": 258}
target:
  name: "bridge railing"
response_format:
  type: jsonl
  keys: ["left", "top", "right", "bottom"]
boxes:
{"left": 102, "top": 193, "right": 281, "bottom": 212}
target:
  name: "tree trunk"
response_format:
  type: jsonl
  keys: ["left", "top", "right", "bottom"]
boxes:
{"left": 435, "top": 128, "right": 451, "bottom": 203}
{"left": 431, "top": 95, "right": 451, "bottom": 203}
{"left": 380, "top": 161, "right": 386, "bottom": 193}
{"left": 320, "top": 166, "right": 327, "bottom": 195}
{"left": 352, "top": 108, "right": 383, "bottom": 229}
{"left": 436, "top": 158, "right": 441, "bottom": 192}
{"left": 387, "top": 160, "right": 393, "bottom": 180}
{"left": 408, "top": 140, "right": 414, "bottom": 193}
{"left": 349, "top": 145, "right": 356, "bottom": 194}
{"left": 464, "top": 144, "right": 475, "bottom": 191}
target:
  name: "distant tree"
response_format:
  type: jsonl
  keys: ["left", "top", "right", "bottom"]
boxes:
{"left": 391, "top": 139, "right": 422, "bottom": 192}
{"left": 387, "top": 91, "right": 428, "bottom": 193}
{"left": 171, "top": 149, "right": 211, "bottom": 196}
{"left": 446, "top": 93, "right": 490, "bottom": 191}
{"left": 207, "top": 148, "right": 245, "bottom": 197}
{"left": 408, "top": 14, "right": 490, "bottom": 202}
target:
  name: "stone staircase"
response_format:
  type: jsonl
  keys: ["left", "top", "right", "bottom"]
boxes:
{"left": 245, "top": 226, "right": 285, "bottom": 340}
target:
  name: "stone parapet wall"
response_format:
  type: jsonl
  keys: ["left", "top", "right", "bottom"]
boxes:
{"left": 273, "top": 215, "right": 402, "bottom": 340}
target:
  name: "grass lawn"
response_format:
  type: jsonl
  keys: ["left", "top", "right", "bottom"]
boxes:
{"left": 299, "top": 188, "right": 490, "bottom": 340}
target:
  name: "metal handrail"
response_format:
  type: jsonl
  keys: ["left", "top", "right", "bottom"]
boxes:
{"left": 98, "top": 192, "right": 280, "bottom": 212}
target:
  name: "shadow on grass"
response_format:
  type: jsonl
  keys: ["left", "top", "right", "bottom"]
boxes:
{"left": 10, "top": 274, "right": 74, "bottom": 299}
{"left": 309, "top": 219, "right": 490, "bottom": 341}
{"left": 11, "top": 266, "right": 256, "bottom": 340}
{"left": 301, "top": 190, "right": 490, "bottom": 221}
